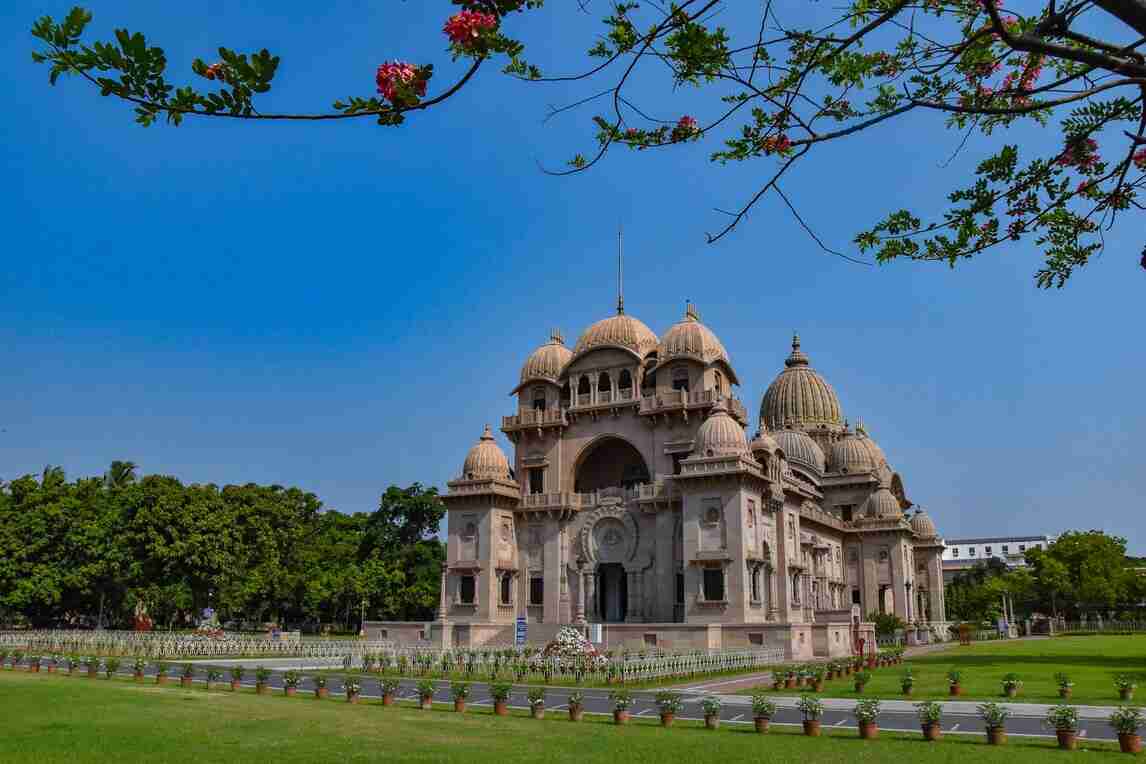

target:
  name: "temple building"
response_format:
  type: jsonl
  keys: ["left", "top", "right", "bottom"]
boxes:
{"left": 400, "top": 301, "right": 948, "bottom": 657}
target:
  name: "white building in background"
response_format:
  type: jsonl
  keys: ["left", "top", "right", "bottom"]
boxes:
{"left": 942, "top": 535, "right": 1055, "bottom": 582}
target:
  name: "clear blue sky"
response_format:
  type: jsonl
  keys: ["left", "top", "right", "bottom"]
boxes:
{"left": 3, "top": 2, "right": 1143, "bottom": 550}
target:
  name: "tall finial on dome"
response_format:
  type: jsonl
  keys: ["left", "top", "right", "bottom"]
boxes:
{"left": 784, "top": 332, "right": 809, "bottom": 367}
{"left": 617, "top": 224, "right": 624, "bottom": 315}
{"left": 550, "top": 328, "right": 565, "bottom": 345}
{"left": 481, "top": 424, "right": 494, "bottom": 441}
{"left": 685, "top": 300, "right": 699, "bottom": 321}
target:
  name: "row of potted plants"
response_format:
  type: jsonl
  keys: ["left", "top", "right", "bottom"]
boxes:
{"left": 770, "top": 649, "right": 906, "bottom": 693}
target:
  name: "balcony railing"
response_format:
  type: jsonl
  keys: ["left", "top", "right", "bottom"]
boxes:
{"left": 639, "top": 389, "right": 748, "bottom": 422}
{"left": 502, "top": 407, "right": 567, "bottom": 431}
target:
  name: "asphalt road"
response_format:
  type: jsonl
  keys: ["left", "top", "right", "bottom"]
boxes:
{"left": 78, "top": 667, "right": 1120, "bottom": 743}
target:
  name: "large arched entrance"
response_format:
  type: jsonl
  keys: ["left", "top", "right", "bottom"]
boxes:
{"left": 573, "top": 436, "right": 650, "bottom": 493}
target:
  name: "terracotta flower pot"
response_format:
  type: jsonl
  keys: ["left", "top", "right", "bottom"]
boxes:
{"left": 494, "top": 700, "right": 508, "bottom": 717}
{"left": 230, "top": 679, "right": 241, "bottom": 691}
{"left": 844, "top": 666, "right": 852, "bottom": 676}
{"left": 1119, "top": 733, "right": 1142, "bottom": 754}
{"left": 156, "top": 675, "right": 168, "bottom": 686}
{"left": 256, "top": 682, "right": 269, "bottom": 696}
{"left": 285, "top": 687, "right": 297, "bottom": 697}
{"left": 986, "top": 726, "right": 1006, "bottom": 745}
{"left": 921, "top": 722, "right": 941, "bottom": 741}
{"left": 704, "top": 713, "right": 719, "bottom": 730}
{"left": 315, "top": 687, "right": 329, "bottom": 699}
{"left": 531, "top": 706, "right": 545, "bottom": 720}
{"left": 803, "top": 720, "right": 822, "bottom": 737}
{"left": 902, "top": 686, "right": 913, "bottom": 696}
{"left": 181, "top": 677, "right": 193, "bottom": 688}
{"left": 87, "top": 669, "right": 98, "bottom": 679}
{"left": 453, "top": 699, "right": 465, "bottom": 713}
{"left": 1004, "top": 687, "right": 1017, "bottom": 698}
{"left": 859, "top": 722, "right": 879, "bottom": 740}
{"left": 1121, "top": 689, "right": 1135, "bottom": 702}
{"left": 660, "top": 712, "right": 675, "bottom": 727}
{"left": 30, "top": 664, "right": 40, "bottom": 673}
{"left": 1059, "top": 688, "right": 1072, "bottom": 699}
{"left": 772, "top": 681, "right": 783, "bottom": 691}
{"left": 785, "top": 678, "right": 796, "bottom": 689}
{"left": 421, "top": 695, "right": 434, "bottom": 710}
{"left": 346, "top": 692, "right": 359, "bottom": 704}
{"left": 1056, "top": 730, "right": 1078, "bottom": 750}
{"left": 134, "top": 672, "right": 143, "bottom": 683}
{"left": 949, "top": 685, "right": 963, "bottom": 696}
{"left": 569, "top": 705, "right": 584, "bottom": 722}
{"left": 854, "top": 682, "right": 866, "bottom": 693}
{"left": 614, "top": 710, "right": 630, "bottom": 725}
{"left": 46, "top": 665, "right": 55, "bottom": 674}
{"left": 754, "top": 717, "right": 771, "bottom": 734}
{"left": 826, "top": 671, "right": 835, "bottom": 680}
{"left": 381, "top": 693, "right": 394, "bottom": 706}
{"left": 813, "top": 681, "right": 824, "bottom": 692}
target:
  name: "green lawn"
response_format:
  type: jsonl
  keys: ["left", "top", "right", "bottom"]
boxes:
{"left": 0, "top": 670, "right": 1125, "bottom": 762}
{"left": 746, "top": 636, "right": 1146, "bottom": 705}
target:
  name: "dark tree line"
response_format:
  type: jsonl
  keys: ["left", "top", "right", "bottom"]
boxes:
{"left": 0, "top": 462, "right": 444, "bottom": 631}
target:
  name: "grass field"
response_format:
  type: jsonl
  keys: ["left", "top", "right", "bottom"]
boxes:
{"left": 0, "top": 670, "right": 1126, "bottom": 762}
{"left": 746, "top": 636, "right": 1146, "bottom": 705}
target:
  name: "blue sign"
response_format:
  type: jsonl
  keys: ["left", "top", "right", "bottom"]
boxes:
{"left": 515, "top": 616, "right": 527, "bottom": 646}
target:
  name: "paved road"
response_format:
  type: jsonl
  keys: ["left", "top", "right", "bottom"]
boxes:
{"left": 85, "top": 667, "right": 1121, "bottom": 743}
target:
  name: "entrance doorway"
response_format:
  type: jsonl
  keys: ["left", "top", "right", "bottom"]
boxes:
{"left": 597, "top": 563, "right": 627, "bottom": 622}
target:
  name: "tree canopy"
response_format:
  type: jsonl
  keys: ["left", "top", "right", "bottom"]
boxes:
{"left": 30, "top": 1, "right": 1146, "bottom": 286}
{"left": 0, "top": 465, "right": 444, "bottom": 631}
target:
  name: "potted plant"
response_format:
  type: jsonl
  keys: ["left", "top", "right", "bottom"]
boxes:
{"left": 701, "top": 696, "right": 722, "bottom": 729}
{"left": 610, "top": 689, "right": 633, "bottom": 724}
{"left": 1055, "top": 672, "right": 1074, "bottom": 699}
{"left": 451, "top": 681, "right": 469, "bottom": 712}
{"left": 206, "top": 667, "right": 222, "bottom": 691}
{"left": 11, "top": 651, "right": 24, "bottom": 671}
{"left": 313, "top": 674, "right": 329, "bottom": 699}
{"left": 67, "top": 654, "right": 80, "bottom": 676}
{"left": 854, "top": 698, "right": 881, "bottom": 739}
{"left": 0, "top": 650, "right": 8, "bottom": 670}
{"left": 179, "top": 663, "right": 195, "bottom": 688}
{"left": 901, "top": 668, "right": 914, "bottom": 696}
{"left": 344, "top": 676, "right": 362, "bottom": 704}
{"left": 810, "top": 667, "right": 825, "bottom": 692}
{"left": 380, "top": 677, "right": 399, "bottom": 706}
{"left": 947, "top": 669, "right": 963, "bottom": 696}
{"left": 1110, "top": 706, "right": 1143, "bottom": 753}
{"left": 85, "top": 656, "right": 99, "bottom": 679}
{"left": 1001, "top": 672, "right": 1023, "bottom": 698}
{"left": 784, "top": 668, "right": 797, "bottom": 689}
{"left": 853, "top": 670, "right": 871, "bottom": 694}
{"left": 132, "top": 657, "right": 146, "bottom": 682}
{"left": 1116, "top": 675, "right": 1137, "bottom": 702}
{"left": 27, "top": 655, "right": 41, "bottom": 673}
{"left": 412, "top": 678, "right": 433, "bottom": 709}
{"left": 656, "top": 691, "right": 682, "bottom": 727}
{"left": 750, "top": 692, "right": 776, "bottom": 734}
{"left": 229, "top": 665, "right": 244, "bottom": 691}
{"left": 978, "top": 701, "right": 1010, "bottom": 745}
{"left": 255, "top": 666, "right": 272, "bottom": 695}
{"left": 104, "top": 657, "right": 121, "bottom": 680}
{"left": 155, "top": 661, "right": 169, "bottom": 686}
{"left": 797, "top": 695, "right": 824, "bottom": 736}
{"left": 916, "top": 700, "right": 942, "bottom": 741}
{"left": 528, "top": 687, "right": 546, "bottom": 719}
{"left": 1045, "top": 704, "right": 1079, "bottom": 750}
{"left": 568, "top": 690, "right": 585, "bottom": 722}
{"left": 490, "top": 682, "right": 512, "bottom": 716}
{"left": 47, "top": 655, "right": 61, "bottom": 674}
{"left": 283, "top": 670, "right": 301, "bottom": 697}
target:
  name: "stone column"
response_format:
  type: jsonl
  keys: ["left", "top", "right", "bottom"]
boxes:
{"left": 575, "top": 560, "right": 587, "bottom": 625}
{"left": 437, "top": 563, "right": 450, "bottom": 622}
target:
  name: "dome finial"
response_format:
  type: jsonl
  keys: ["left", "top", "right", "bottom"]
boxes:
{"left": 616, "top": 224, "right": 625, "bottom": 315}
{"left": 784, "top": 332, "right": 810, "bottom": 368}
{"left": 481, "top": 424, "right": 494, "bottom": 441}
{"left": 685, "top": 300, "right": 699, "bottom": 321}
{"left": 549, "top": 328, "right": 565, "bottom": 345}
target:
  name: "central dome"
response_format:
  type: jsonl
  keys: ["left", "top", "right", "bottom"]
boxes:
{"left": 571, "top": 312, "right": 658, "bottom": 362}
{"left": 760, "top": 335, "right": 844, "bottom": 432}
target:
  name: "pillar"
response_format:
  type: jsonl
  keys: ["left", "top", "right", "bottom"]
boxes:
{"left": 575, "top": 561, "right": 587, "bottom": 625}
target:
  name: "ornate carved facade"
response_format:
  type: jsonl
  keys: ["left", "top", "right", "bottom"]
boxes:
{"left": 437, "top": 303, "right": 948, "bottom": 657}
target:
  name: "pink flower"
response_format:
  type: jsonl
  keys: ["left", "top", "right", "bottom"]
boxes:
{"left": 444, "top": 10, "right": 498, "bottom": 47}
{"left": 625, "top": 128, "right": 639, "bottom": 138}
{"left": 375, "top": 61, "right": 426, "bottom": 104}
{"left": 678, "top": 115, "right": 698, "bottom": 131}
{"left": 1133, "top": 148, "right": 1146, "bottom": 170}
{"left": 1057, "top": 138, "right": 1100, "bottom": 169}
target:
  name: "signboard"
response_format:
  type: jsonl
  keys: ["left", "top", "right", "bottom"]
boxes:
{"left": 515, "top": 616, "right": 527, "bottom": 646}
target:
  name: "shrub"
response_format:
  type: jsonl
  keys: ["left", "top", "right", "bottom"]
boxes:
{"left": 229, "top": 665, "right": 244, "bottom": 681}
{"left": 180, "top": 663, "right": 194, "bottom": 679}
{"left": 1001, "top": 672, "right": 1022, "bottom": 691}
{"left": 946, "top": 669, "right": 963, "bottom": 685}
{"left": 610, "top": 689, "right": 633, "bottom": 711}
{"left": 283, "top": 670, "right": 301, "bottom": 688}
{"left": 1109, "top": 706, "right": 1143, "bottom": 735}
{"left": 568, "top": 690, "right": 584, "bottom": 707}
{"left": 343, "top": 677, "right": 362, "bottom": 695}
{"left": 978, "top": 702, "right": 1010, "bottom": 729}
{"left": 901, "top": 669, "right": 914, "bottom": 688}
{"left": 854, "top": 670, "right": 872, "bottom": 686}
{"left": 751, "top": 691, "right": 776, "bottom": 718}
{"left": 655, "top": 691, "right": 683, "bottom": 714}
{"left": 527, "top": 687, "right": 546, "bottom": 707}
{"left": 701, "top": 696, "right": 722, "bottom": 715}
{"left": 451, "top": 681, "right": 470, "bottom": 700}
{"left": 313, "top": 675, "right": 328, "bottom": 689}
{"left": 853, "top": 698, "right": 881, "bottom": 724}
{"left": 490, "top": 682, "right": 512, "bottom": 702}
{"left": 104, "top": 657, "right": 122, "bottom": 678}
{"left": 1045, "top": 704, "right": 1079, "bottom": 732}
{"left": 254, "top": 666, "right": 272, "bottom": 683}
{"left": 1115, "top": 674, "right": 1137, "bottom": 691}
{"left": 916, "top": 700, "right": 942, "bottom": 724}
{"left": 380, "top": 677, "right": 400, "bottom": 695}
{"left": 154, "top": 661, "right": 169, "bottom": 677}
{"left": 417, "top": 679, "right": 436, "bottom": 697}
{"left": 132, "top": 657, "right": 146, "bottom": 673}
{"left": 1054, "top": 672, "right": 1073, "bottom": 689}
{"left": 206, "top": 668, "right": 223, "bottom": 684}
{"left": 796, "top": 695, "right": 824, "bottom": 721}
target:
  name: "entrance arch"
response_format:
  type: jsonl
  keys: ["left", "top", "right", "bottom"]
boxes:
{"left": 573, "top": 436, "right": 650, "bottom": 493}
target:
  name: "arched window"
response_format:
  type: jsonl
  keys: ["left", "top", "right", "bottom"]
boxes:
{"left": 672, "top": 366, "right": 689, "bottom": 393}
{"left": 560, "top": 381, "right": 571, "bottom": 407}
{"left": 618, "top": 369, "right": 633, "bottom": 399}
{"left": 714, "top": 370, "right": 724, "bottom": 395}
{"left": 577, "top": 376, "right": 590, "bottom": 405}
{"left": 532, "top": 386, "right": 546, "bottom": 411}
{"left": 597, "top": 372, "right": 612, "bottom": 403}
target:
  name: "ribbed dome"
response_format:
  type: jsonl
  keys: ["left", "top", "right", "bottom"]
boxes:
{"left": 775, "top": 429, "right": 825, "bottom": 476}
{"left": 572, "top": 312, "right": 658, "bottom": 361}
{"left": 830, "top": 430, "right": 877, "bottom": 474}
{"left": 656, "top": 304, "right": 736, "bottom": 382}
{"left": 461, "top": 425, "right": 511, "bottom": 481}
{"left": 749, "top": 428, "right": 780, "bottom": 456}
{"left": 854, "top": 421, "right": 887, "bottom": 466}
{"left": 911, "top": 510, "right": 938, "bottom": 538}
{"left": 760, "top": 335, "right": 844, "bottom": 432}
{"left": 862, "top": 486, "right": 902, "bottom": 518}
{"left": 517, "top": 331, "right": 572, "bottom": 390}
{"left": 694, "top": 400, "right": 749, "bottom": 457}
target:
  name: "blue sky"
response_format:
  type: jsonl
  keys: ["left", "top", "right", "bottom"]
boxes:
{"left": 2, "top": 2, "right": 1143, "bottom": 550}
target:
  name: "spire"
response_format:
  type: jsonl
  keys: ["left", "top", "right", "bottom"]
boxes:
{"left": 480, "top": 424, "right": 494, "bottom": 441}
{"left": 685, "top": 300, "right": 699, "bottom": 321}
{"left": 549, "top": 328, "right": 565, "bottom": 345}
{"left": 784, "top": 332, "right": 810, "bottom": 368}
{"left": 616, "top": 224, "right": 624, "bottom": 315}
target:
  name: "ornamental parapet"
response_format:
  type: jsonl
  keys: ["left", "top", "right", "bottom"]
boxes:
{"left": 568, "top": 388, "right": 637, "bottom": 413}
{"left": 799, "top": 503, "right": 844, "bottom": 530}
{"left": 502, "top": 407, "right": 567, "bottom": 433}
{"left": 638, "top": 389, "right": 748, "bottom": 424}
{"left": 519, "top": 491, "right": 598, "bottom": 511}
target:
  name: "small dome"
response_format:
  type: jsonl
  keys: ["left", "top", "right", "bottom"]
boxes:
{"left": 656, "top": 303, "right": 738, "bottom": 383}
{"left": 760, "top": 335, "right": 844, "bottom": 432}
{"left": 571, "top": 312, "right": 658, "bottom": 362}
{"left": 830, "top": 428, "right": 880, "bottom": 474}
{"left": 749, "top": 427, "right": 780, "bottom": 456}
{"left": 862, "top": 486, "right": 901, "bottom": 518}
{"left": 775, "top": 429, "right": 826, "bottom": 476}
{"left": 693, "top": 400, "right": 749, "bottom": 457}
{"left": 854, "top": 421, "right": 888, "bottom": 466}
{"left": 515, "top": 330, "right": 572, "bottom": 392}
{"left": 911, "top": 510, "right": 937, "bottom": 538}
{"left": 461, "top": 425, "right": 511, "bottom": 481}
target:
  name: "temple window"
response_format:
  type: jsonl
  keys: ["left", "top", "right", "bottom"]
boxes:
{"left": 560, "top": 381, "right": 571, "bottom": 407}
{"left": 597, "top": 372, "right": 612, "bottom": 400}
{"left": 618, "top": 369, "right": 633, "bottom": 397}
{"left": 714, "top": 370, "right": 724, "bottom": 395}
{"left": 499, "top": 574, "right": 512, "bottom": 605}
{"left": 532, "top": 386, "right": 546, "bottom": 411}
{"left": 703, "top": 568, "right": 725, "bottom": 601}
{"left": 672, "top": 366, "right": 689, "bottom": 393}
{"left": 459, "top": 575, "right": 476, "bottom": 605}
{"left": 529, "top": 577, "right": 544, "bottom": 605}
{"left": 528, "top": 467, "right": 544, "bottom": 495}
